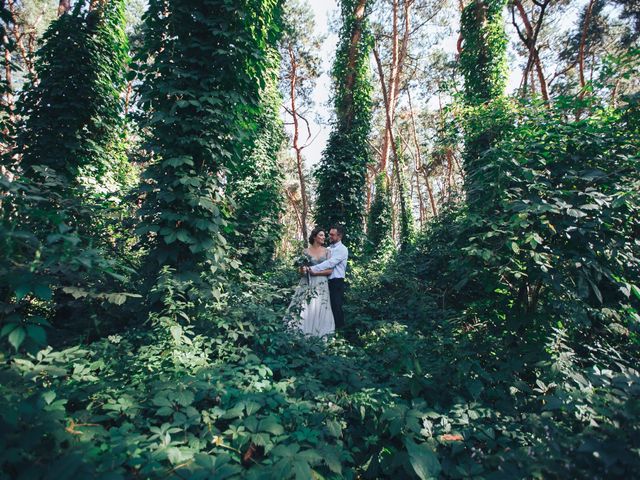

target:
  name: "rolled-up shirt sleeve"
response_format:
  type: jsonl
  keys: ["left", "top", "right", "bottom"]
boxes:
{"left": 310, "top": 246, "right": 346, "bottom": 273}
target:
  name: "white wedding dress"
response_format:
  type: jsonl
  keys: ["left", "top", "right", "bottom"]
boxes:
{"left": 284, "top": 249, "right": 335, "bottom": 337}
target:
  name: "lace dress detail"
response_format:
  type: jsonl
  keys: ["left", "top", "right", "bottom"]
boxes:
{"left": 284, "top": 249, "right": 335, "bottom": 337}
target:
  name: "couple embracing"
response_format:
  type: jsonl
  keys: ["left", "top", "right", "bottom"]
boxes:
{"left": 285, "top": 225, "right": 348, "bottom": 337}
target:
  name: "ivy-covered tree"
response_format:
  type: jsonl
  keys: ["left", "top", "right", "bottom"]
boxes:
{"left": 226, "top": 56, "right": 286, "bottom": 272}
{"left": 395, "top": 147, "right": 415, "bottom": 248}
{"left": 134, "top": 0, "right": 282, "bottom": 280}
{"left": 314, "top": 0, "right": 372, "bottom": 247}
{"left": 17, "top": 0, "right": 129, "bottom": 188}
{"left": 365, "top": 172, "right": 392, "bottom": 256}
{"left": 459, "top": 0, "right": 508, "bottom": 206}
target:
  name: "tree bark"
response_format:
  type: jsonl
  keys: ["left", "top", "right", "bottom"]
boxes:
{"left": 288, "top": 46, "right": 309, "bottom": 243}
{"left": 512, "top": 0, "right": 549, "bottom": 102}
{"left": 578, "top": 0, "right": 595, "bottom": 96}
{"left": 407, "top": 88, "right": 436, "bottom": 216}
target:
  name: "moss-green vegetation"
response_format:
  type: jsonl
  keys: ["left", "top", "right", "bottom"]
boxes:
{"left": 0, "top": 0, "right": 638, "bottom": 478}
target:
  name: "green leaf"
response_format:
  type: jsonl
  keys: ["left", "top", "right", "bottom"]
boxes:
{"left": 259, "top": 416, "right": 284, "bottom": 435}
{"left": 1, "top": 323, "right": 18, "bottom": 337}
{"left": 631, "top": 284, "right": 640, "bottom": 301}
{"left": 33, "top": 284, "right": 52, "bottom": 301}
{"left": 43, "top": 391, "right": 56, "bottom": 405}
{"left": 8, "top": 326, "right": 26, "bottom": 350}
{"left": 175, "top": 390, "right": 194, "bottom": 407}
{"left": 325, "top": 419, "right": 342, "bottom": 438}
{"left": 292, "top": 459, "right": 313, "bottom": 480}
{"left": 26, "top": 325, "right": 47, "bottom": 345}
{"left": 244, "top": 400, "right": 262, "bottom": 416}
{"left": 567, "top": 208, "right": 587, "bottom": 218}
{"left": 405, "top": 438, "right": 441, "bottom": 480}
{"left": 170, "top": 325, "right": 183, "bottom": 342}
{"left": 15, "top": 284, "right": 30, "bottom": 301}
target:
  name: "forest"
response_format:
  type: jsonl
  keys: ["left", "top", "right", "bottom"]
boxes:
{"left": 0, "top": 0, "right": 638, "bottom": 478}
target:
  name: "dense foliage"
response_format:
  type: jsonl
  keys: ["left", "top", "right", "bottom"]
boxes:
{"left": 459, "top": 0, "right": 508, "bottom": 207}
{"left": 134, "top": 0, "right": 282, "bottom": 282}
{"left": 365, "top": 172, "right": 393, "bottom": 255}
{"left": 227, "top": 63, "right": 286, "bottom": 273}
{"left": 0, "top": 1, "right": 639, "bottom": 479}
{"left": 1, "top": 0, "right": 134, "bottom": 352}
{"left": 17, "top": 0, "right": 130, "bottom": 188}
{"left": 314, "top": 0, "right": 373, "bottom": 247}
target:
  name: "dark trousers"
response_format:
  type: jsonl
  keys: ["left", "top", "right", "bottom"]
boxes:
{"left": 328, "top": 278, "right": 345, "bottom": 329}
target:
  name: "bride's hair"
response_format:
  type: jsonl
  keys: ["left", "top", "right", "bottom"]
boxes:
{"left": 308, "top": 227, "right": 324, "bottom": 246}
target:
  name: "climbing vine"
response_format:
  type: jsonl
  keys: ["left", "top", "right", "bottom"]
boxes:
{"left": 314, "top": 0, "right": 373, "bottom": 247}
{"left": 227, "top": 48, "right": 286, "bottom": 272}
{"left": 134, "top": 0, "right": 282, "bottom": 282}
{"left": 459, "top": 0, "right": 508, "bottom": 106}
{"left": 459, "top": 0, "right": 509, "bottom": 207}
{"left": 365, "top": 172, "right": 393, "bottom": 256}
{"left": 17, "top": 0, "right": 130, "bottom": 189}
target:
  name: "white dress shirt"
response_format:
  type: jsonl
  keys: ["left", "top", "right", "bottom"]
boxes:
{"left": 310, "top": 241, "right": 348, "bottom": 279}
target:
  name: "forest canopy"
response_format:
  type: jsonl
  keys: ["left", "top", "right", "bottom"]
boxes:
{"left": 0, "top": 0, "right": 639, "bottom": 478}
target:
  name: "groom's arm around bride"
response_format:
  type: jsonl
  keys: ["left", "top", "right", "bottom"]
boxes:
{"left": 308, "top": 226, "right": 348, "bottom": 329}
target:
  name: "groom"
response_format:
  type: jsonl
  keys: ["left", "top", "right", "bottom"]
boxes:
{"left": 308, "top": 225, "right": 348, "bottom": 329}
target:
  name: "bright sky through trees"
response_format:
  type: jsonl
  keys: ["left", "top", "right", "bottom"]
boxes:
{"left": 300, "top": 0, "right": 586, "bottom": 167}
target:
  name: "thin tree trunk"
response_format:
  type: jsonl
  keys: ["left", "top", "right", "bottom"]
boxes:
{"left": 2, "top": 31, "right": 14, "bottom": 124}
{"left": 7, "top": 0, "right": 36, "bottom": 78}
{"left": 414, "top": 169, "right": 424, "bottom": 226}
{"left": 379, "top": 0, "right": 413, "bottom": 172}
{"left": 288, "top": 46, "right": 309, "bottom": 243}
{"left": 513, "top": 0, "right": 549, "bottom": 102}
{"left": 578, "top": 0, "right": 595, "bottom": 96}
{"left": 373, "top": 44, "right": 410, "bottom": 240}
{"left": 407, "top": 88, "right": 436, "bottom": 216}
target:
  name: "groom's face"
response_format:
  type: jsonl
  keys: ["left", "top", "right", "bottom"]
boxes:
{"left": 329, "top": 229, "right": 340, "bottom": 244}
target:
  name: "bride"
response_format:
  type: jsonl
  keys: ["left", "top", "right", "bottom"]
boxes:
{"left": 284, "top": 227, "right": 335, "bottom": 337}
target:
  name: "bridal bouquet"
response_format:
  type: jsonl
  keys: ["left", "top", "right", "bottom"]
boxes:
{"left": 293, "top": 252, "right": 312, "bottom": 283}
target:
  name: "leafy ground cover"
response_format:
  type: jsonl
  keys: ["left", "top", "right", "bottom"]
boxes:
{"left": 1, "top": 251, "right": 638, "bottom": 479}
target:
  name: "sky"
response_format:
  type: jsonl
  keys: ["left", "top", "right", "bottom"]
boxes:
{"left": 303, "top": 0, "right": 339, "bottom": 167}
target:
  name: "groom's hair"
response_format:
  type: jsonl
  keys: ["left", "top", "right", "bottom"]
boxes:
{"left": 330, "top": 224, "right": 345, "bottom": 238}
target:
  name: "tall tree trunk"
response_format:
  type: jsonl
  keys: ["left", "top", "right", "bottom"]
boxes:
{"left": 374, "top": 44, "right": 410, "bottom": 243}
{"left": 407, "top": 88, "right": 436, "bottom": 216}
{"left": 414, "top": 169, "right": 424, "bottom": 226}
{"left": 288, "top": 46, "right": 309, "bottom": 242}
{"left": 378, "top": 0, "right": 412, "bottom": 172}
{"left": 342, "top": 0, "right": 367, "bottom": 127}
{"left": 513, "top": 0, "right": 549, "bottom": 101}
{"left": 578, "top": 0, "right": 595, "bottom": 96}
